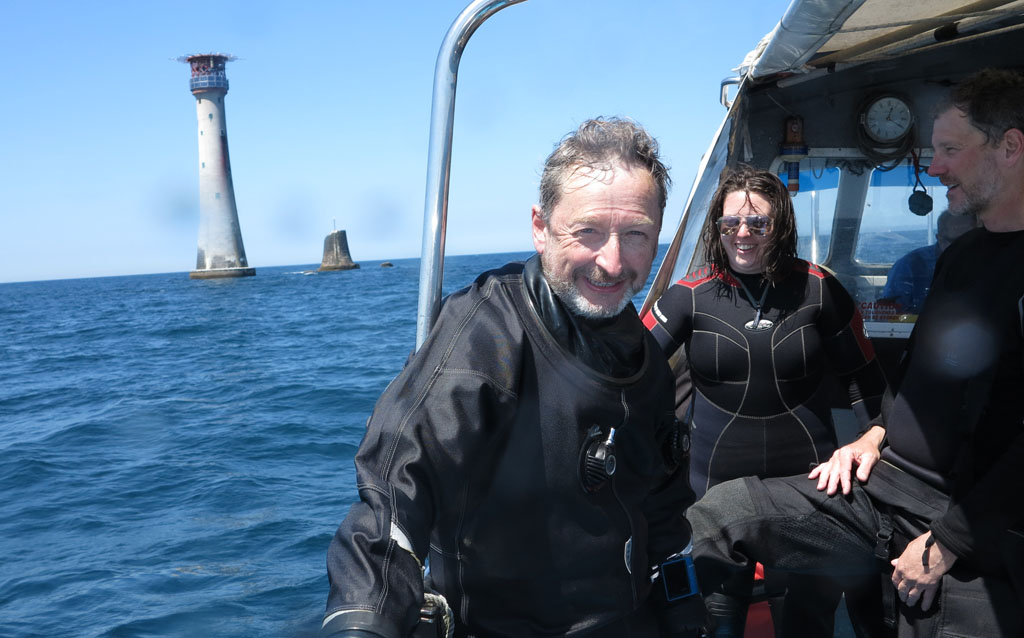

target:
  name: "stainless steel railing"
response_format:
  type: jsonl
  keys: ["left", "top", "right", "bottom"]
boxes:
{"left": 415, "top": 0, "right": 527, "bottom": 350}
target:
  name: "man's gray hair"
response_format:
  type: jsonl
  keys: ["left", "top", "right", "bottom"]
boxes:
{"left": 538, "top": 117, "right": 670, "bottom": 221}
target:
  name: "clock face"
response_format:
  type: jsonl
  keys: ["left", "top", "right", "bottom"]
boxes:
{"left": 862, "top": 96, "right": 913, "bottom": 144}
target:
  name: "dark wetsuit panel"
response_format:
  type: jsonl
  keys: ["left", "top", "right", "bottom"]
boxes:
{"left": 644, "top": 260, "right": 885, "bottom": 498}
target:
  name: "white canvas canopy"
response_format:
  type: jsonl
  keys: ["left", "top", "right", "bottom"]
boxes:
{"left": 641, "top": 0, "right": 1024, "bottom": 315}
{"left": 743, "top": 0, "right": 1024, "bottom": 81}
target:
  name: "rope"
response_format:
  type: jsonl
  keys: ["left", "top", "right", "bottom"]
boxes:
{"left": 422, "top": 592, "right": 454, "bottom": 638}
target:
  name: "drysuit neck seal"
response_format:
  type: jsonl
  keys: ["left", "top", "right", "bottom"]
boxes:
{"left": 521, "top": 254, "right": 645, "bottom": 378}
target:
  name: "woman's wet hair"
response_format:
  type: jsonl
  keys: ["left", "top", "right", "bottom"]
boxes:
{"left": 700, "top": 164, "right": 797, "bottom": 283}
{"left": 539, "top": 117, "right": 671, "bottom": 221}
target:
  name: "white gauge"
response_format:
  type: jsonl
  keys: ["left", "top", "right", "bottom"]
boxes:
{"left": 860, "top": 95, "right": 913, "bottom": 144}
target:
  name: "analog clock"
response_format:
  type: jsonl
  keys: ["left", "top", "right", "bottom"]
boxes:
{"left": 860, "top": 95, "right": 913, "bottom": 145}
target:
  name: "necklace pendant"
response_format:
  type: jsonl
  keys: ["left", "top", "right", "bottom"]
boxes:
{"left": 744, "top": 318, "right": 774, "bottom": 331}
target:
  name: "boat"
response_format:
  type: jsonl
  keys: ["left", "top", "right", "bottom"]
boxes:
{"left": 409, "top": 1, "right": 1024, "bottom": 636}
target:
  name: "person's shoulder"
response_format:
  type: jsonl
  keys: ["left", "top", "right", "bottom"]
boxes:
{"left": 888, "top": 244, "right": 932, "bottom": 267}
{"left": 446, "top": 261, "right": 525, "bottom": 303}
{"left": 909, "top": 243, "right": 937, "bottom": 257}
{"left": 938, "top": 227, "right": 991, "bottom": 265}
{"left": 421, "top": 261, "right": 527, "bottom": 375}
{"left": 967, "top": 226, "right": 1024, "bottom": 249}
{"left": 428, "top": 262, "right": 528, "bottom": 341}
{"left": 675, "top": 265, "right": 721, "bottom": 289}
{"left": 791, "top": 258, "right": 829, "bottom": 280}
{"left": 473, "top": 260, "right": 526, "bottom": 287}
{"left": 905, "top": 244, "right": 938, "bottom": 268}
{"left": 791, "top": 259, "right": 854, "bottom": 301}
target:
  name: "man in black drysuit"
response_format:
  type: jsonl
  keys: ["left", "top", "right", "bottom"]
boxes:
{"left": 320, "top": 118, "right": 704, "bottom": 638}
{"left": 686, "top": 68, "right": 1024, "bottom": 637}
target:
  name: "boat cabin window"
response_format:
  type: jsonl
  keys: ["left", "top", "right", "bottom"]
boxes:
{"left": 855, "top": 167, "right": 945, "bottom": 267}
{"left": 791, "top": 164, "right": 839, "bottom": 266}
{"left": 772, "top": 153, "right": 946, "bottom": 341}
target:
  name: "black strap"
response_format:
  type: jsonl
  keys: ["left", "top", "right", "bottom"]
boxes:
{"left": 874, "top": 509, "right": 898, "bottom": 628}
{"left": 874, "top": 510, "right": 893, "bottom": 561}
{"left": 733, "top": 273, "right": 771, "bottom": 327}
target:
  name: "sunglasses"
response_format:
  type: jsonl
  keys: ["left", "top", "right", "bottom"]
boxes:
{"left": 716, "top": 215, "right": 772, "bottom": 236}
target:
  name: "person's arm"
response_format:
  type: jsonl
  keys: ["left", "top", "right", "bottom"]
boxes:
{"left": 918, "top": 281, "right": 1024, "bottom": 571}
{"left": 322, "top": 285, "right": 521, "bottom": 638}
{"left": 819, "top": 273, "right": 888, "bottom": 424}
{"left": 641, "top": 283, "right": 705, "bottom": 635}
{"left": 810, "top": 273, "right": 890, "bottom": 494}
{"left": 891, "top": 426, "right": 1024, "bottom": 611}
{"left": 928, "top": 428, "right": 1024, "bottom": 568}
{"left": 642, "top": 392, "right": 704, "bottom": 636}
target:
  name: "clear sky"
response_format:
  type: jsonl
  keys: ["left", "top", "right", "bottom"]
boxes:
{"left": 1, "top": 0, "right": 791, "bottom": 283}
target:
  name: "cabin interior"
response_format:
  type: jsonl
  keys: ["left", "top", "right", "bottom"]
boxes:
{"left": 646, "top": 10, "right": 1024, "bottom": 435}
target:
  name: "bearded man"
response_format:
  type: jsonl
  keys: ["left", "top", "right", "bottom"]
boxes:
{"left": 320, "top": 118, "right": 703, "bottom": 638}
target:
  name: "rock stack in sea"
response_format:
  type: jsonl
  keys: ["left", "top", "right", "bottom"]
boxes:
{"left": 319, "top": 230, "right": 360, "bottom": 271}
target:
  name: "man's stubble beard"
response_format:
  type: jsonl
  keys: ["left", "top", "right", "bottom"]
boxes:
{"left": 950, "top": 152, "right": 1000, "bottom": 218}
{"left": 540, "top": 253, "right": 642, "bottom": 319}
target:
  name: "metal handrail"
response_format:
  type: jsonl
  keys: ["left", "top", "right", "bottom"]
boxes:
{"left": 720, "top": 76, "right": 740, "bottom": 109}
{"left": 190, "top": 75, "right": 229, "bottom": 91}
{"left": 415, "top": 0, "right": 527, "bottom": 350}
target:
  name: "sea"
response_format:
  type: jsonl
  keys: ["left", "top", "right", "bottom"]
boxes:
{"left": 1, "top": 249, "right": 683, "bottom": 638}
{"left": 2, "top": 235, "right": 920, "bottom": 637}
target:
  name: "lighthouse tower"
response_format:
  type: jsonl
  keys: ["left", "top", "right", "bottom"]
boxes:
{"left": 180, "top": 53, "right": 254, "bottom": 279}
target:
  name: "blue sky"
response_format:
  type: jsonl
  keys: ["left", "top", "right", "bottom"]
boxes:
{"left": 1, "top": 0, "right": 791, "bottom": 283}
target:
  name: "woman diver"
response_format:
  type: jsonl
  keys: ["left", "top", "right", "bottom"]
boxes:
{"left": 643, "top": 165, "right": 889, "bottom": 637}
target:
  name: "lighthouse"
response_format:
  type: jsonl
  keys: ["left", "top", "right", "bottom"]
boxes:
{"left": 180, "top": 53, "right": 254, "bottom": 279}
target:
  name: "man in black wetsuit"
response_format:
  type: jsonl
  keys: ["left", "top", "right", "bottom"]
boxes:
{"left": 320, "top": 118, "right": 703, "bottom": 638}
{"left": 686, "top": 68, "right": 1024, "bottom": 636}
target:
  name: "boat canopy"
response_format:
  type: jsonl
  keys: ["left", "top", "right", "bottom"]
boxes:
{"left": 742, "top": 0, "right": 1024, "bottom": 83}
{"left": 643, "top": 0, "right": 1024, "bottom": 313}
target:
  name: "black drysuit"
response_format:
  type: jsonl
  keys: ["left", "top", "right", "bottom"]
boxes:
{"left": 322, "top": 257, "right": 694, "bottom": 638}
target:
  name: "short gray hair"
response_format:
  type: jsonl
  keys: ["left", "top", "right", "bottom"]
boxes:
{"left": 538, "top": 117, "right": 670, "bottom": 221}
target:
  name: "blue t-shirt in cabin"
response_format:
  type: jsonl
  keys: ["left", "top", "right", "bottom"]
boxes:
{"left": 879, "top": 244, "right": 938, "bottom": 313}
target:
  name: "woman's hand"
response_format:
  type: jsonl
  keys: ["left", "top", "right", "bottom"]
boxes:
{"left": 808, "top": 425, "right": 886, "bottom": 495}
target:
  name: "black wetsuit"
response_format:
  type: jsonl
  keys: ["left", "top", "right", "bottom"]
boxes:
{"left": 321, "top": 256, "right": 695, "bottom": 638}
{"left": 880, "top": 228, "right": 1024, "bottom": 569}
{"left": 644, "top": 260, "right": 886, "bottom": 497}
